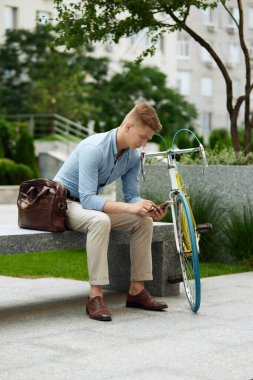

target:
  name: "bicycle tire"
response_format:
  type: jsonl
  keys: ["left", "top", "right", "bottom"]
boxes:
{"left": 175, "top": 192, "right": 201, "bottom": 312}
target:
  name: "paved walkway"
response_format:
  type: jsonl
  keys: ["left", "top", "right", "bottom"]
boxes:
{"left": 0, "top": 204, "right": 18, "bottom": 225}
{"left": 0, "top": 205, "right": 253, "bottom": 379}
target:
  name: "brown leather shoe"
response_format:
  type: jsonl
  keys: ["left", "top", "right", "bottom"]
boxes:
{"left": 126, "top": 289, "right": 168, "bottom": 311}
{"left": 86, "top": 296, "right": 112, "bottom": 321}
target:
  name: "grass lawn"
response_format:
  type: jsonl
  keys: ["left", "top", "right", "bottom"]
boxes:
{"left": 0, "top": 249, "right": 252, "bottom": 280}
{"left": 0, "top": 249, "right": 89, "bottom": 280}
{"left": 200, "top": 262, "right": 253, "bottom": 278}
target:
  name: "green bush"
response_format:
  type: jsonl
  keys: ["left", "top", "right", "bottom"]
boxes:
{"left": 0, "top": 117, "right": 15, "bottom": 159}
{"left": 0, "top": 158, "right": 34, "bottom": 185}
{"left": 206, "top": 147, "right": 253, "bottom": 165}
{"left": 189, "top": 189, "right": 225, "bottom": 262}
{"left": 176, "top": 134, "right": 192, "bottom": 149}
{"left": 221, "top": 203, "right": 253, "bottom": 263}
{"left": 180, "top": 146, "right": 253, "bottom": 165}
{"left": 14, "top": 126, "right": 39, "bottom": 176}
{"left": 142, "top": 184, "right": 253, "bottom": 264}
{"left": 208, "top": 128, "right": 232, "bottom": 151}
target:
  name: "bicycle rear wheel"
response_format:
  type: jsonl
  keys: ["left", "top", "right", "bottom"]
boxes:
{"left": 175, "top": 192, "right": 201, "bottom": 312}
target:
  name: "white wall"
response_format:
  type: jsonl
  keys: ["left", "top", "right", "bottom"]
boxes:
{"left": 0, "top": 0, "right": 56, "bottom": 41}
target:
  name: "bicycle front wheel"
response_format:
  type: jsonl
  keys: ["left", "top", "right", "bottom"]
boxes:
{"left": 175, "top": 192, "right": 201, "bottom": 312}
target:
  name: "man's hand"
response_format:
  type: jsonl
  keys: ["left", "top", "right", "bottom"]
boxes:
{"left": 130, "top": 199, "right": 158, "bottom": 216}
{"left": 148, "top": 204, "right": 169, "bottom": 221}
{"left": 103, "top": 199, "right": 168, "bottom": 218}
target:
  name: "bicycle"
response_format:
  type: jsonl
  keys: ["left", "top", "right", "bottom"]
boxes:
{"left": 142, "top": 129, "right": 212, "bottom": 313}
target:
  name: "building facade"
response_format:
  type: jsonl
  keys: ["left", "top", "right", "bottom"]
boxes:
{"left": 96, "top": 2, "right": 253, "bottom": 139}
{"left": 0, "top": 0, "right": 55, "bottom": 41}
{"left": 1, "top": 0, "right": 253, "bottom": 139}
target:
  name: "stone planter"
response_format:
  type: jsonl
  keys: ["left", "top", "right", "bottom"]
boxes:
{"left": 0, "top": 185, "right": 19, "bottom": 204}
{"left": 117, "top": 164, "right": 253, "bottom": 209}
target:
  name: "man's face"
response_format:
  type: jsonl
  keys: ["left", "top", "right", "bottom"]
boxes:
{"left": 126, "top": 123, "right": 154, "bottom": 149}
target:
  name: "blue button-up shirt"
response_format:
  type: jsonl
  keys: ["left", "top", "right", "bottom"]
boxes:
{"left": 54, "top": 128, "right": 142, "bottom": 211}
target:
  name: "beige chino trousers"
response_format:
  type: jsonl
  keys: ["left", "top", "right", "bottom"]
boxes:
{"left": 66, "top": 200, "right": 154, "bottom": 285}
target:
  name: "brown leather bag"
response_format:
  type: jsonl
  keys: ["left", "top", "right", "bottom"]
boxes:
{"left": 17, "top": 178, "right": 68, "bottom": 232}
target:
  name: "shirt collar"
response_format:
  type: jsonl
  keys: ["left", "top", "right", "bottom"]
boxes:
{"left": 112, "top": 127, "right": 129, "bottom": 160}
{"left": 112, "top": 128, "right": 118, "bottom": 158}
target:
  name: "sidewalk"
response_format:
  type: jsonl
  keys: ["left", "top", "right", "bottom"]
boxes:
{"left": 1, "top": 274, "right": 253, "bottom": 380}
{"left": 0, "top": 204, "right": 18, "bottom": 225}
{"left": 0, "top": 205, "right": 253, "bottom": 380}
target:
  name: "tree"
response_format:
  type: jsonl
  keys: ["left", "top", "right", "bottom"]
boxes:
{"left": 89, "top": 61, "right": 197, "bottom": 142}
{"left": 14, "top": 126, "right": 39, "bottom": 176}
{"left": 54, "top": 0, "right": 252, "bottom": 153}
{"left": 0, "top": 26, "right": 54, "bottom": 114}
{"left": 0, "top": 24, "right": 108, "bottom": 122}
{"left": 0, "top": 24, "right": 196, "bottom": 139}
{"left": 0, "top": 117, "right": 15, "bottom": 159}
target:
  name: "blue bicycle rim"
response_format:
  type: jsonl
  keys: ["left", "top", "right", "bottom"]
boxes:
{"left": 176, "top": 192, "right": 201, "bottom": 312}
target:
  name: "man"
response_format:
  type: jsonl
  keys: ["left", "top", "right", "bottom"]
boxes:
{"left": 54, "top": 103, "right": 168, "bottom": 321}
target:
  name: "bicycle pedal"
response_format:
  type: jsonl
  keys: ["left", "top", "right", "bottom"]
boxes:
{"left": 168, "top": 274, "right": 183, "bottom": 284}
{"left": 196, "top": 223, "right": 213, "bottom": 235}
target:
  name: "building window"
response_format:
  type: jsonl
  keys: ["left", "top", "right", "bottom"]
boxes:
{"left": 203, "top": 7, "right": 215, "bottom": 25}
{"left": 159, "top": 34, "right": 165, "bottom": 54}
{"left": 176, "top": 72, "right": 190, "bottom": 96}
{"left": 249, "top": 41, "right": 253, "bottom": 59}
{"left": 226, "top": 7, "right": 239, "bottom": 33}
{"left": 36, "top": 11, "right": 51, "bottom": 24}
{"left": 4, "top": 6, "right": 18, "bottom": 30}
{"left": 145, "top": 31, "right": 152, "bottom": 47}
{"left": 227, "top": 7, "right": 239, "bottom": 25}
{"left": 201, "top": 47, "right": 215, "bottom": 68}
{"left": 177, "top": 33, "right": 190, "bottom": 58}
{"left": 227, "top": 43, "right": 240, "bottom": 67}
{"left": 104, "top": 35, "right": 114, "bottom": 52}
{"left": 201, "top": 77, "right": 213, "bottom": 97}
{"left": 233, "top": 79, "right": 240, "bottom": 99}
{"left": 202, "top": 112, "right": 212, "bottom": 135}
{"left": 249, "top": 8, "right": 253, "bottom": 29}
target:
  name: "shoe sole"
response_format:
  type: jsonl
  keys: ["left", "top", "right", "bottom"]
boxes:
{"left": 126, "top": 303, "right": 168, "bottom": 311}
{"left": 86, "top": 308, "right": 112, "bottom": 321}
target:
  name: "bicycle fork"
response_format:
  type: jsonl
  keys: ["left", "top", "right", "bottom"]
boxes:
{"left": 167, "top": 193, "right": 184, "bottom": 285}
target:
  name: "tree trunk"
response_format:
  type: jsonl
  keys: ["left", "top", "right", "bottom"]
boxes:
{"left": 244, "top": 109, "right": 253, "bottom": 154}
{"left": 244, "top": 97, "right": 252, "bottom": 153}
{"left": 237, "top": 0, "right": 252, "bottom": 153}
{"left": 230, "top": 111, "right": 241, "bottom": 151}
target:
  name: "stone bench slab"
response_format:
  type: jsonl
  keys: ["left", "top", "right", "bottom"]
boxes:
{"left": 0, "top": 222, "right": 181, "bottom": 297}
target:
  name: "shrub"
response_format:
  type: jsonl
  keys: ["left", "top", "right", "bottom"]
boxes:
{"left": 14, "top": 126, "right": 39, "bottom": 176}
{"left": 0, "top": 117, "right": 15, "bottom": 159}
{"left": 0, "top": 158, "right": 34, "bottom": 185}
{"left": 221, "top": 203, "right": 253, "bottom": 262}
{"left": 141, "top": 187, "right": 228, "bottom": 261}
{"left": 206, "top": 147, "right": 253, "bottom": 165}
{"left": 176, "top": 134, "right": 192, "bottom": 149}
{"left": 179, "top": 146, "right": 253, "bottom": 165}
{"left": 208, "top": 128, "right": 232, "bottom": 151}
{"left": 188, "top": 189, "right": 225, "bottom": 262}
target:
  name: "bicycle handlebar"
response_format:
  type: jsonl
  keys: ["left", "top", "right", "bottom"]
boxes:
{"left": 199, "top": 144, "right": 208, "bottom": 172}
{"left": 144, "top": 146, "right": 200, "bottom": 157}
{"left": 143, "top": 145, "right": 208, "bottom": 173}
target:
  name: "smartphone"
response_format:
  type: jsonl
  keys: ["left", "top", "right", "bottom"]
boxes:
{"left": 159, "top": 200, "right": 170, "bottom": 209}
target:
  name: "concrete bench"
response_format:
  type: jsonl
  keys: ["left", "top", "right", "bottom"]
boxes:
{"left": 0, "top": 222, "right": 181, "bottom": 297}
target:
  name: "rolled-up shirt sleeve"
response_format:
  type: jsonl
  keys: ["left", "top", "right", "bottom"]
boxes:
{"left": 78, "top": 144, "right": 107, "bottom": 211}
{"left": 121, "top": 158, "right": 142, "bottom": 204}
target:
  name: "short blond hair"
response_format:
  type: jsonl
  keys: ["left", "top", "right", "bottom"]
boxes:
{"left": 124, "top": 102, "right": 162, "bottom": 132}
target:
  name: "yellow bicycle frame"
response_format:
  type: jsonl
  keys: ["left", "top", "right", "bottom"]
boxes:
{"left": 175, "top": 170, "right": 200, "bottom": 256}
